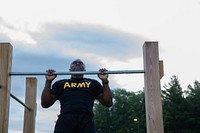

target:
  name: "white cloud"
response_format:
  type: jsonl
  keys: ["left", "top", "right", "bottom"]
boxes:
{"left": 0, "top": 18, "right": 36, "bottom": 45}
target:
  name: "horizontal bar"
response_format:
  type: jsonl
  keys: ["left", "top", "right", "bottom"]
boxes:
{"left": 10, "top": 93, "right": 31, "bottom": 111}
{"left": 10, "top": 70, "right": 145, "bottom": 76}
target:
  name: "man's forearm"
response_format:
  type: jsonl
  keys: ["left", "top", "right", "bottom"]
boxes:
{"left": 41, "top": 80, "right": 55, "bottom": 108}
{"left": 102, "top": 81, "right": 113, "bottom": 107}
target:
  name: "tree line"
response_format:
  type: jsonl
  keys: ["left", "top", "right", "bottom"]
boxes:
{"left": 94, "top": 75, "right": 200, "bottom": 133}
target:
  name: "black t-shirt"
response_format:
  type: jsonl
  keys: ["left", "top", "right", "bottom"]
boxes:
{"left": 51, "top": 78, "right": 103, "bottom": 116}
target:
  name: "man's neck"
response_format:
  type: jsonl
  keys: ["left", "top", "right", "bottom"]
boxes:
{"left": 71, "top": 75, "right": 84, "bottom": 79}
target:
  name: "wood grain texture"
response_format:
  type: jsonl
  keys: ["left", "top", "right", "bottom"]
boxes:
{"left": 0, "top": 43, "right": 12, "bottom": 133}
{"left": 143, "top": 42, "right": 164, "bottom": 133}
{"left": 23, "top": 77, "right": 37, "bottom": 133}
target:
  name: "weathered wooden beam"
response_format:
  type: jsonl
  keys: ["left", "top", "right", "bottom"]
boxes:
{"left": 23, "top": 77, "right": 37, "bottom": 133}
{"left": 0, "top": 43, "right": 12, "bottom": 133}
{"left": 143, "top": 42, "right": 164, "bottom": 133}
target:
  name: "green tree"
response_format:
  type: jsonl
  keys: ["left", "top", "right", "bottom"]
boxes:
{"left": 94, "top": 88, "right": 146, "bottom": 133}
{"left": 128, "top": 91, "right": 146, "bottom": 133}
{"left": 162, "top": 75, "right": 188, "bottom": 133}
{"left": 184, "top": 80, "right": 200, "bottom": 133}
{"left": 94, "top": 76, "right": 200, "bottom": 133}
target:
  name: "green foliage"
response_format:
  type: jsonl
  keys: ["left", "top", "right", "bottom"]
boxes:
{"left": 185, "top": 80, "right": 200, "bottom": 133}
{"left": 94, "top": 76, "right": 200, "bottom": 133}
{"left": 162, "top": 76, "right": 200, "bottom": 133}
{"left": 162, "top": 75, "right": 188, "bottom": 133}
{"left": 94, "top": 89, "right": 146, "bottom": 133}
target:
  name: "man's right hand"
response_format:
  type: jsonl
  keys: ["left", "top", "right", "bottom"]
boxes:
{"left": 46, "top": 69, "right": 57, "bottom": 81}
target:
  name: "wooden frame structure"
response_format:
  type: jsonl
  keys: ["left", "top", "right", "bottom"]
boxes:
{"left": 0, "top": 42, "right": 164, "bottom": 133}
{"left": 0, "top": 43, "right": 37, "bottom": 133}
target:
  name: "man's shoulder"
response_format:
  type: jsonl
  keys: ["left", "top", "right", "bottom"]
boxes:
{"left": 84, "top": 78, "right": 96, "bottom": 81}
{"left": 84, "top": 78, "right": 100, "bottom": 84}
{"left": 54, "top": 79, "right": 69, "bottom": 84}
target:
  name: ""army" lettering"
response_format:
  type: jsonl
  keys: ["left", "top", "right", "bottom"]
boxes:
{"left": 64, "top": 82, "right": 91, "bottom": 89}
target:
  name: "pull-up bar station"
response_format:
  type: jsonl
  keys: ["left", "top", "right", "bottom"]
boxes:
{"left": 0, "top": 42, "right": 164, "bottom": 133}
{"left": 10, "top": 70, "right": 145, "bottom": 76}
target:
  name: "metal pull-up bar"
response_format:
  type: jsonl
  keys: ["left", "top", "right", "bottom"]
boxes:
{"left": 9, "top": 70, "right": 145, "bottom": 76}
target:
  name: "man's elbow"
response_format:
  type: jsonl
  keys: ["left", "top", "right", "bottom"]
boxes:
{"left": 41, "top": 95, "right": 55, "bottom": 108}
{"left": 106, "top": 103, "right": 113, "bottom": 107}
{"left": 41, "top": 100, "right": 52, "bottom": 108}
{"left": 105, "top": 100, "right": 113, "bottom": 107}
{"left": 41, "top": 102, "right": 49, "bottom": 108}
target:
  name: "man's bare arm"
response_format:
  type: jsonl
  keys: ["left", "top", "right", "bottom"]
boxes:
{"left": 98, "top": 80, "right": 113, "bottom": 107}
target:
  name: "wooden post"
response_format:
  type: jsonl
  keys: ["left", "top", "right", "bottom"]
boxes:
{"left": 0, "top": 43, "right": 12, "bottom": 133}
{"left": 23, "top": 77, "right": 37, "bottom": 133}
{"left": 159, "top": 60, "right": 164, "bottom": 79}
{"left": 143, "top": 42, "right": 164, "bottom": 133}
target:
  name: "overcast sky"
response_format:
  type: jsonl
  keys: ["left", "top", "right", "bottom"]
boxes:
{"left": 1, "top": 0, "right": 200, "bottom": 132}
